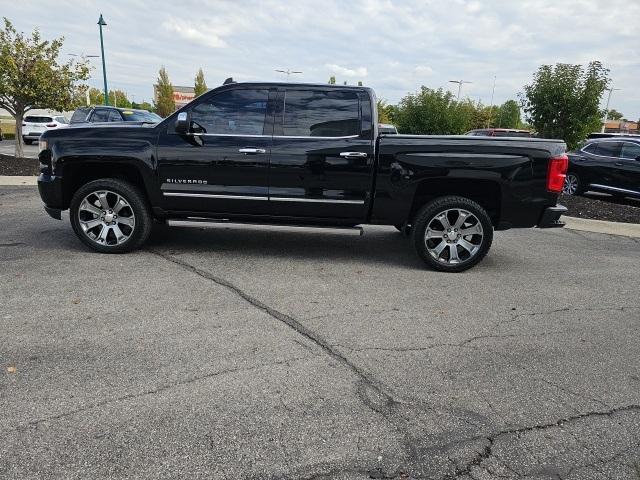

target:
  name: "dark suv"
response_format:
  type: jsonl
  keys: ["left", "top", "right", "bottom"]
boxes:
{"left": 70, "top": 106, "right": 162, "bottom": 124}
{"left": 564, "top": 138, "right": 640, "bottom": 198}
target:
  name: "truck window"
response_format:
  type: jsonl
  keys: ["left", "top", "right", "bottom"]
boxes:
{"left": 91, "top": 109, "right": 111, "bottom": 122}
{"left": 108, "top": 110, "right": 123, "bottom": 122}
{"left": 190, "top": 89, "right": 268, "bottom": 135}
{"left": 621, "top": 142, "right": 640, "bottom": 159}
{"left": 595, "top": 142, "right": 621, "bottom": 158}
{"left": 282, "top": 90, "right": 360, "bottom": 137}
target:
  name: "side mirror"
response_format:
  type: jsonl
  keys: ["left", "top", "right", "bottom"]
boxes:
{"left": 175, "top": 111, "right": 190, "bottom": 134}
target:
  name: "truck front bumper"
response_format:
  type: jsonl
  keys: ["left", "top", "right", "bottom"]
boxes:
{"left": 537, "top": 204, "right": 567, "bottom": 228}
{"left": 38, "top": 173, "right": 64, "bottom": 220}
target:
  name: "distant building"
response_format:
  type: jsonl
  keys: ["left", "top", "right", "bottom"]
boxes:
{"left": 153, "top": 85, "right": 196, "bottom": 109}
{"left": 604, "top": 120, "right": 639, "bottom": 134}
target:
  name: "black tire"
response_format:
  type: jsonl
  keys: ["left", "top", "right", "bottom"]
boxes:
{"left": 23, "top": 139, "right": 33, "bottom": 145}
{"left": 562, "top": 172, "right": 583, "bottom": 195}
{"left": 412, "top": 196, "right": 493, "bottom": 273}
{"left": 69, "top": 178, "right": 152, "bottom": 253}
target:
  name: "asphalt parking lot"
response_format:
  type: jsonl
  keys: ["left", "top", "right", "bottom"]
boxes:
{"left": 1, "top": 186, "right": 639, "bottom": 479}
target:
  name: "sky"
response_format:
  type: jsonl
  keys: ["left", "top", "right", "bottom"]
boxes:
{"left": 2, "top": 0, "right": 639, "bottom": 120}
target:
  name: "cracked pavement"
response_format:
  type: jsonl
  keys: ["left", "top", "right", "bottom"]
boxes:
{"left": 1, "top": 186, "right": 639, "bottom": 479}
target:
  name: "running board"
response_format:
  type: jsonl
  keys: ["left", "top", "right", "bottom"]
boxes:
{"left": 166, "top": 218, "right": 364, "bottom": 236}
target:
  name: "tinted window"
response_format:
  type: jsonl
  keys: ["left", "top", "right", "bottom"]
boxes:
{"left": 595, "top": 142, "right": 621, "bottom": 158}
{"left": 493, "top": 131, "right": 531, "bottom": 137}
{"left": 190, "top": 89, "right": 268, "bottom": 135}
{"left": 120, "top": 110, "right": 162, "bottom": 122}
{"left": 54, "top": 116, "right": 68, "bottom": 124}
{"left": 24, "top": 116, "right": 52, "bottom": 123}
{"left": 621, "top": 142, "right": 640, "bottom": 159}
{"left": 108, "top": 110, "right": 123, "bottom": 122}
{"left": 71, "top": 109, "right": 90, "bottom": 123}
{"left": 582, "top": 143, "right": 598, "bottom": 154}
{"left": 282, "top": 90, "right": 360, "bottom": 137}
{"left": 91, "top": 109, "right": 111, "bottom": 122}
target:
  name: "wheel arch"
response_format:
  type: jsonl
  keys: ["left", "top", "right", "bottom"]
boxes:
{"left": 408, "top": 178, "right": 502, "bottom": 226}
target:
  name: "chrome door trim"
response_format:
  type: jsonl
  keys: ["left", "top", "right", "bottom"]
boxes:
{"left": 163, "top": 192, "right": 269, "bottom": 200}
{"left": 588, "top": 184, "right": 640, "bottom": 195}
{"left": 270, "top": 197, "right": 365, "bottom": 204}
{"left": 339, "top": 151, "right": 368, "bottom": 159}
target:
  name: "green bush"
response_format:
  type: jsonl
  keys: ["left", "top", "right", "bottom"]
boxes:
{"left": 2, "top": 132, "right": 15, "bottom": 140}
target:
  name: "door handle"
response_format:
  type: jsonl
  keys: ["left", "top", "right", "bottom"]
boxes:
{"left": 238, "top": 148, "right": 266, "bottom": 155}
{"left": 339, "top": 151, "right": 368, "bottom": 159}
{"left": 614, "top": 162, "right": 623, "bottom": 166}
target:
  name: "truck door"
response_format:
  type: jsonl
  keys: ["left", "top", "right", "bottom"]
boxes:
{"left": 156, "top": 87, "right": 274, "bottom": 215}
{"left": 268, "top": 88, "right": 375, "bottom": 221}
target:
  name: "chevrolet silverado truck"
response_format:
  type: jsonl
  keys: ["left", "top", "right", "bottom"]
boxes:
{"left": 37, "top": 81, "right": 568, "bottom": 272}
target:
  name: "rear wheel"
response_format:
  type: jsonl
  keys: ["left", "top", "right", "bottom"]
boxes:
{"left": 412, "top": 196, "right": 493, "bottom": 272}
{"left": 562, "top": 173, "right": 583, "bottom": 195}
{"left": 69, "top": 178, "right": 152, "bottom": 253}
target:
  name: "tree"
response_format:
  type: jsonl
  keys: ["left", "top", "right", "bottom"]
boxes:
{"left": 521, "top": 61, "right": 609, "bottom": 149}
{"left": 194, "top": 68, "right": 207, "bottom": 97}
{"left": 139, "top": 101, "right": 154, "bottom": 112}
{"left": 495, "top": 100, "right": 521, "bottom": 128}
{"left": 154, "top": 66, "right": 175, "bottom": 117}
{"left": 0, "top": 17, "right": 89, "bottom": 157}
{"left": 607, "top": 109, "right": 623, "bottom": 121}
{"left": 393, "top": 87, "right": 476, "bottom": 135}
{"left": 87, "top": 87, "right": 131, "bottom": 108}
{"left": 328, "top": 76, "right": 336, "bottom": 85}
{"left": 377, "top": 99, "right": 394, "bottom": 124}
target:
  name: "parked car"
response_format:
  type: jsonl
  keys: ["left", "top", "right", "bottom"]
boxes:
{"left": 70, "top": 106, "right": 162, "bottom": 124}
{"left": 587, "top": 132, "right": 640, "bottom": 139}
{"left": 378, "top": 123, "right": 398, "bottom": 134}
{"left": 466, "top": 128, "right": 533, "bottom": 138}
{"left": 22, "top": 115, "right": 69, "bottom": 144}
{"left": 38, "top": 81, "right": 567, "bottom": 272}
{"left": 564, "top": 138, "right": 640, "bottom": 198}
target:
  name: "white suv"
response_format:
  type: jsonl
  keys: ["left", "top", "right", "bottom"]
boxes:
{"left": 22, "top": 115, "right": 69, "bottom": 144}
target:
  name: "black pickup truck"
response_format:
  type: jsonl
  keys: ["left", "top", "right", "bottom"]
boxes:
{"left": 37, "top": 81, "right": 568, "bottom": 272}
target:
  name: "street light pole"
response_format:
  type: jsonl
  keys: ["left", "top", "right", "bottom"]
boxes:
{"left": 275, "top": 69, "right": 302, "bottom": 79}
{"left": 449, "top": 79, "right": 472, "bottom": 101}
{"left": 487, "top": 75, "right": 496, "bottom": 128}
{"left": 97, "top": 14, "right": 109, "bottom": 106}
{"left": 601, "top": 86, "right": 621, "bottom": 133}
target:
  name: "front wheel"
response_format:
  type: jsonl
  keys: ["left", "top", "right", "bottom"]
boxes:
{"left": 69, "top": 178, "right": 152, "bottom": 253}
{"left": 412, "top": 196, "right": 493, "bottom": 272}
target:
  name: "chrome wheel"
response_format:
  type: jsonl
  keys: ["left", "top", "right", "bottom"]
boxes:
{"left": 563, "top": 174, "right": 579, "bottom": 195}
{"left": 77, "top": 190, "right": 136, "bottom": 246}
{"left": 424, "top": 208, "right": 484, "bottom": 265}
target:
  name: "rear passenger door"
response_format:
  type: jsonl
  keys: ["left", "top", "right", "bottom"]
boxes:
{"left": 614, "top": 142, "right": 640, "bottom": 194}
{"left": 268, "top": 88, "right": 375, "bottom": 221}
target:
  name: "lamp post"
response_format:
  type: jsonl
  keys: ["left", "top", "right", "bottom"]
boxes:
{"left": 449, "top": 79, "right": 472, "bottom": 101}
{"left": 97, "top": 14, "right": 109, "bottom": 106}
{"left": 601, "top": 86, "right": 621, "bottom": 133}
{"left": 275, "top": 69, "right": 302, "bottom": 79}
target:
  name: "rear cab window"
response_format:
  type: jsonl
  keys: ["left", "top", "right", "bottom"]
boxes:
{"left": 281, "top": 89, "right": 361, "bottom": 137}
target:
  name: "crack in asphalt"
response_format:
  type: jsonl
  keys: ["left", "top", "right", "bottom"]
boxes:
{"left": 447, "top": 404, "right": 640, "bottom": 479}
{"left": 506, "top": 305, "right": 638, "bottom": 324}
{"left": 3, "top": 355, "right": 313, "bottom": 436}
{"left": 151, "top": 250, "right": 640, "bottom": 480}
{"left": 151, "top": 249, "right": 420, "bottom": 478}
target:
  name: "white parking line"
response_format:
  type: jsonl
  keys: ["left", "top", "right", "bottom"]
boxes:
{"left": 0, "top": 176, "right": 38, "bottom": 186}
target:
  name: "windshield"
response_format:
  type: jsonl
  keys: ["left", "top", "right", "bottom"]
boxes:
{"left": 120, "top": 110, "right": 162, "bottom": 122}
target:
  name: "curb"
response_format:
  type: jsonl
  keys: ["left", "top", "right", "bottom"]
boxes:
{"left": 561, "top": 215, "right": 640, "bottom": 239}
{"left": 0, "top": 176, "right": 37, "bottom": 186}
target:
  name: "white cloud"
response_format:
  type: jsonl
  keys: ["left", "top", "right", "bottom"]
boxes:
{"left": 325, "top": 64, "right": 368, "bottom": 78}
{"left": 161, "top": 18, "right": 227, "bottom": 48}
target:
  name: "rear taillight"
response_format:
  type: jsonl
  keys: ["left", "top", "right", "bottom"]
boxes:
{"left": 46, "top": 123, "right": 57, "bottom": 127}
{"left": 547, "top": 154, "right": 568, "bottom": 193}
